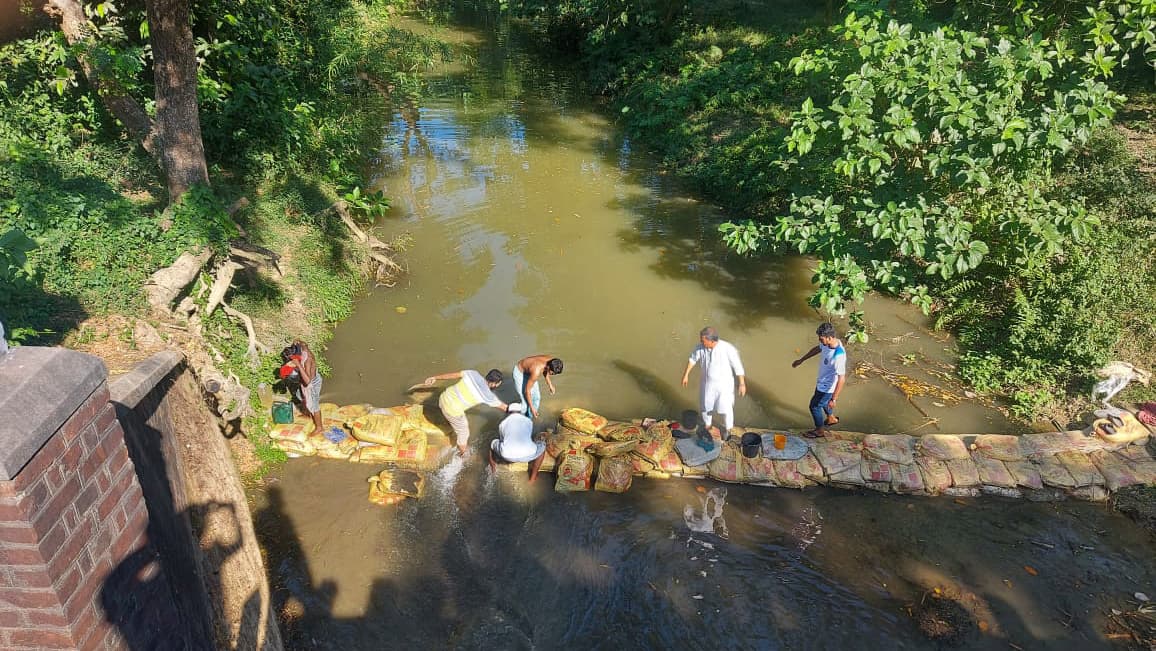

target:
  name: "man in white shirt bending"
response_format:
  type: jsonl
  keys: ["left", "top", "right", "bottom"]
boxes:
{"left": 681, "top": 326, "right": 746, "bottom": 439}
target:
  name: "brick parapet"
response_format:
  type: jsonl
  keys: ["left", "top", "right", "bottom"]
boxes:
{"left": 0, "top": 348, "right": 148, "bottom": 650}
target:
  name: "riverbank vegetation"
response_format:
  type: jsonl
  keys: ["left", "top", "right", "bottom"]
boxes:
{"left": 487, "top": 0, "right": 1156, "bottom": 421}
{"left": 0, "top": 0, "right": 451, "bottom": 477}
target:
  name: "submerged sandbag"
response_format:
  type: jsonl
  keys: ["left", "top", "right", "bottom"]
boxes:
{"left": 811, "top": 439, "right": 862, "bottom": 475}
{"left": 368, "top": 468, "right": 425, "bottom": 498}
{"left": 560, "top": 408, "right": 608, "bottom": 435}
{"left": 1070, "top": 485, "right": 1109, "bottom": 501}
{"left": 863, "top": 434, "right": 914, "bottom": 465}
{"left": 352, "top": 444, "right": 399, "bottom": 464}
{"left": 594, "top": 454, "right": 634, "bottom": 493}
{"left": 555, "top": 448, "right": 595, "bottom": 492}
{"left": 973, "top": 435, "right": 1025, "bottom": 462}
{"left": 972, "top": 453, "right": 1016, "bottom": 489}
{"left": 916, "top": 435, "right": 970, "bottom": 461}
{"left": 350, "top": 414, "right": 403, "bottom": 446}
{"left": 393, "top": 428, "right": 429, "bottom": 465}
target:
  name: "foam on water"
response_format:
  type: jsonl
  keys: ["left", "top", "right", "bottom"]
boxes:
{"left": 683, "top": 487, "right": 729, "bottom": 539}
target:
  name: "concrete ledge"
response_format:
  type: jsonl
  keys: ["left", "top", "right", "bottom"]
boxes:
{"left": 110, "top": 350, "right": 186, "bottom": 409}
{"left": 0, "top": 346, "right": 107, "bottom": 480}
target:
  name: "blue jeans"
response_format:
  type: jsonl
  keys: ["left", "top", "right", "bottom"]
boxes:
{"left": 809, "top": 390, "right": 834, "bottom": 429}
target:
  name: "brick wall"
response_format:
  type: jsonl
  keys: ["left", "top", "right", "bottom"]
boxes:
{"left": 0, "top": 347, "right": 181, "bottom": 650}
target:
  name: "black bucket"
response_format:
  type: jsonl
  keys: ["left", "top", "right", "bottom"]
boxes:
{"left": 741, "top": 432, "right": 762, "bottom": 459}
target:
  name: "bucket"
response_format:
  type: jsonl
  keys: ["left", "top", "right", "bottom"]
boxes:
{"left": 271, "top": 401, "right": 294, "bottom": 424}
{"left": 741, "top": 432, "right": 762, "bottom": 459}
{"left": 681, "top": 409, "right": 700, "bottom": 431}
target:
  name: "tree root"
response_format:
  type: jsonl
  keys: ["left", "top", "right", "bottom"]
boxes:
{"left": 145, "top": 247, "right": 213, "bottom": 313}
{"left": 333, "top": 200, "right": 405, "bottom": 279}
{"left": 221, "top": 302, "right": 269, "bottom": 368}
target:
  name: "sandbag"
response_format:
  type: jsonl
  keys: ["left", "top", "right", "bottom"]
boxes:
{"left": 944, "top": 458, "right": 980, "bottom": 487}
{"left": 1116, "top": 443, "right": 1156, "bottom": 463}
{"left": 367, "top": 468, "right": 425, "bottom": 499}
{"left": 1069, "top": 485, "right": 1109, "bottom": 502}
{"left": 350, "top": 414, "right": 404, "bottom": 446}
{"left": 269, "top": 422, "right": 310, "bottom": 443}
{"left": 555, "top": 448, "right": 595, "bottom": 492}
{"left": 1056, "top": 451, "right": 1103, "bottom": 488}
{"left": 1037, "top": 456, "right": 1078, "bottom": 488}
{"left": 540, "top": 451, "right": 558, "bottom": 473}
{"left": 980, "top": 486, "right": 1023, "bottom": 499}
{"left": 891, "top": 463, "right": 925, "bottom": 494}
{"left": 318, "top": 402, "right": 340, "bottom": 419}
{"left": 398, "top": 403, "right": 445, "bottom": 436}
{"left": 599, "top": 421, "right": 643, "bottom": 442}
{"left": 628, "top": 452, "right": 658, "bottom": 475}
{"left": 634, "top": 423, "right": 674, "bottom": 465}
{"left": 973, "top": 435, "right": 1025, "bottom": 462}
{"left": 828, "top": 462, "right": 867, "bottom": 488}
{"left": 972, "top": 453, "right": 1016, "bottom": 489}
{"left": 590, "top": 439, "right": 639, "bottom": 457}
{"left": 810, "top": 439, "right": 862, "bottom": 475}
{"left": 916, "top": 458, "right": 953, "bottom": 494}
{"left": 861, "top": 458, "right": 893, "bottom": 484}
{"left": 772, "top": 453, "right": 822, "bottom": 488}
{"left": 708, "top": 443, "right": 745, "bottom": 483}
{"left": 335, "top": 403, "right": 372, "bottom": 423}
{"left": 916, "top": 435, "right": 970, "bottom": 461}
{"left": 594, "top": 454, "right": 634, "bottom": 493}
{"left": 743, "top": 455, "right": 777, "bottom": 483}
{"left": 275, "top": 438, "right": 315, "bottom": 457}
{"left": 1020, "top": 431, "right": 1106, "bottom": 458}
{"left": 352, "top": 444, "right": 399, "bottom": 464}
{"left": 545, "top": 426, "right": 599, "bottom": 458}
{"left": 1093, "top": 412, "right": 1151, "bottom": 446}
{"left": 1004, "top": 460, "right": 1044, "bottom": 490}
{"left": 1089, "top": 450, "right": 1144, "bottom": 491}
{"left": 644, "top": 470, "right": 672, "bottom": 479}
{"left": 863, "top": 434, "right": 914, "bottom": 465}
{"left": 308, "top": 429, "right": 358, "bottom": 460}
{"left": 560, "top": 408, "right": 608, "bottom": 435}
{"left": 393, "top": 428, "right": 429, "bottom": 465}
{"left": 656, "top": 450, "right": 685, "bottom": 474}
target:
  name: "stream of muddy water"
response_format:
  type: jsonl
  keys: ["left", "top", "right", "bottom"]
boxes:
{"left": 253, "top": 15, "right": 1156, "bottom": 649}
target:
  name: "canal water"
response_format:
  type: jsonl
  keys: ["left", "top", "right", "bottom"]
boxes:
{"left": 253, "top": 15, "right": 1156, "bottom": 649}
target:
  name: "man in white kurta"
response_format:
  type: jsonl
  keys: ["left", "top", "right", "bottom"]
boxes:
{"left": 681, "top": 326, "right": 747, "bottom": 436}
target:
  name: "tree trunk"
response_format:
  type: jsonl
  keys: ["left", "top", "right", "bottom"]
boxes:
{"left": 43, "top": 0, "right": 157, "bottom": 154}
{"left": 146, "top": 0, "right": 209, "bottom": 201}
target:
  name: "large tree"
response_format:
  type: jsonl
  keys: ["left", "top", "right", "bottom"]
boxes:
{"left": 44, "top": 0, "right": 208, "bottom": 201}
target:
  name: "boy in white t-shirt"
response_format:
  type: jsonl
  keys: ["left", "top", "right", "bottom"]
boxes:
{"left": 791, "top": 322, "right": 846, "bottom": 438}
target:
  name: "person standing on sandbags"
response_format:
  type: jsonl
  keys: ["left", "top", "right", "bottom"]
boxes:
{"left": 423, "top": 369, "right": 511, "bottom": 457}
{"left": 512, "top": 354, "right": 563, "bottom": 420}
{"left": 681, "top": 326, "right": 746, "bottom": 440}
{"left": 791, "top": 322, "right": 847, "bottom": 439}
{"left": 280, "top": 341, "right": 323, "bottom": 437}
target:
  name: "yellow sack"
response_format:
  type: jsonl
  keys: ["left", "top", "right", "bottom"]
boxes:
{"left": 350, "top": 414, "right": 404, "bottom": 446}
{"left": 555, "top": 448, "right": 595, "bottom": 492}
{"left": 398, "top": 404, "right": 445, "bottom": 435}
{"left": 308, "top": 428, "right": 358, "bottom": 460}
{"left": 594, "top": 454, "right": 634, "bottom": 493}
{"left": 560, "top": 408, "right": 608, "bottom": 435}
{"left": 368, "top": 468, "right": 425, "bottom": 499}
{"left": 319, "top": 402, "right": 341, "bottom": 419}
{"left": 352, "top": 444, "right": 399, "bottom": 463}
{"left": 269, "top": 422, "right": 310, "bottom": 443}
{"left": 590, "top": 439, "right": 638, "bottom": 457}
{"left": 545, "top": 426, "right": 599, "bottom": 458}
{"left": 275, "top": 438, "right": 315, "bottom": 457}
{"left": 599, "top": 421, "right": 643, "bottom": 442}
{"left": 393, "top": 428, "right": 429, "bottom": 465}
{"left": 336, "top": 403, "right": 372, "bottom": 423}
{"left": 634, "top": 423, "right": 674, "bottom": 465}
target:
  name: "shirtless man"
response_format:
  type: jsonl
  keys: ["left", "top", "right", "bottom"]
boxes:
{"left": 512, "top": 355, "right": 563, "bottom": 420}
{"left": 280, "top": 340, "right": 323, "bottom": 436}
